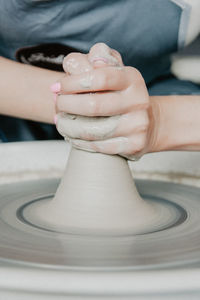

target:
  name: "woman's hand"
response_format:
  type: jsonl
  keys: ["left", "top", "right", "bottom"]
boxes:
{"left": 51, "top": 43, "right": 156, "bottom": 160}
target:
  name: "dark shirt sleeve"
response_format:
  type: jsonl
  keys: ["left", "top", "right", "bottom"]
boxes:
{"left": 148, "top": 75, "right": 200, "bottom": 96}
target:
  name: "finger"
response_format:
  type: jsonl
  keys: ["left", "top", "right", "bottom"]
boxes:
{"left": 63, "top": 52, "right": 93, "bottom": 75}
{"left": 59, "top": 66, "right": 131, "bottom": 95}
{"left": 71, "top": 137, "right": 129, "bottom": 155}
{"left": 56, "top": 111, "right": 149, "bottom": 141}
{"left": 114, "top": 111, "right": 150, "bottom": 137}
{"left": 110, "top": 48, "right": 124, "bottom": 66}
{"left": 57, "top": 92, "right": 124, "bottom": 117}
{"left": 57, "top": 89, "right": 148, "bottom": 117}
{"left": 88, "top": 43, "right": 123, "bottom": 67}
{"left": 56, "top": 113, "right": 120, "bottom": 140}
{"left": 71, "top": 133, "right": 147, "bottom": 156}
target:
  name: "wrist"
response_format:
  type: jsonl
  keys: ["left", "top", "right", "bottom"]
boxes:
{"left": 145, "top": 96, "right": 161, "bottom": 153}
{"left": 147, "top": 95, "right": 183, "bottom": 153}
{"left": 0, "top": 57, "right": 63, "bottom": 124}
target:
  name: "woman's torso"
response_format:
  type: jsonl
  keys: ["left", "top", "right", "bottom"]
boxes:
{"left": 0, "top": 0, "right": 200, "bottom": 142}
{"left": 0, "top": 0, "right": 195, "bottom": 83}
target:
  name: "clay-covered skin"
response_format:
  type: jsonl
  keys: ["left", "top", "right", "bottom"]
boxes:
{"left": 54, "top": 43, "right": 154, "bottom": 160}
{"left": 52, "top": 42, "right": 200, "bottom": 156}
{"left": 57, "top": 113, "right": 120, "bottom": 142}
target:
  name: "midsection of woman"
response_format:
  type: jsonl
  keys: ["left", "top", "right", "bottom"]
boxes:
{"left": 1, "top": 0, "right": 199, "bottom": 81}
{"left": 0, "top": 0, "right": 199, "bottom": 142}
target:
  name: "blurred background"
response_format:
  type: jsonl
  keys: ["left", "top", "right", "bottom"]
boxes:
{"left": 171, "top": 34, "right": 200, "bottom": 83}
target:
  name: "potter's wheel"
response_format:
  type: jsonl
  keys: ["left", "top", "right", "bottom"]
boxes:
{"left": 0, "top": 178, "right": 196, "bottom": 269}
{"left": 1, "top": 142, "right": 200, "bottom": 299}
{"left": 1, "top": 179, "right": 200, "bottom": 298}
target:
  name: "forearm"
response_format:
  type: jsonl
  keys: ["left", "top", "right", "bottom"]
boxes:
{"left": 149, "top": 95, "right": 200, "bottom": 152}
{"left": 0, "top": 56, "right": 63, "bottom": 124}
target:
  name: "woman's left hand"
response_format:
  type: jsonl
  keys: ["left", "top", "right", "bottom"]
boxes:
{"left": 51, "top": 43, "right": 155, "bottom": 160}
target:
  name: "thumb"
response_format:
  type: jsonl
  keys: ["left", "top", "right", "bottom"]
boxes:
{"left": 88, "top": 42, "right": 124, "bottom": 68}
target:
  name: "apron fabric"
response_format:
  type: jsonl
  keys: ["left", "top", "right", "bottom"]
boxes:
{"left": 0, "top": 0, "right": 199, "bottom": 142}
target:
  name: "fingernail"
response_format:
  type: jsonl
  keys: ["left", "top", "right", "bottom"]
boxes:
{"left": 50, "top": 82, "right": 61, "bottom": 93}
{"left": 91, "top": 56, "right": 108, "bottom": 64}
{"left": 54, "top": 114, "right": 58, "bottom": 125}
{"left": 53, "top": 93, "right": 57, "bottom": 103}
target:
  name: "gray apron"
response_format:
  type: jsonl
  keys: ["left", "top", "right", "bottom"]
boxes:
{"left": 0, "top": 0, "right": 199, "bottom": 141}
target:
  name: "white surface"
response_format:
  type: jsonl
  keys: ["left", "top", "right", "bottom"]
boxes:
{"left": 0, "top": 140, "right": 199, "bottom": 186}
{"left": 1, "top": 267, "right": 200, "bottom": 298}
{"left": 131, "top": 149, "right": 200, "bottom": 187}
{"left": 0, "top": 141, "right": 68, "bottom": 183}
{"left": 0, "top": 141, "right": 200, "bottom": 299}
{"left": 171, "top": 56, "right": 200, "bottom": 84}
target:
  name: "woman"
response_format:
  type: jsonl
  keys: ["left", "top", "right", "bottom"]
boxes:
{"left": 0, "top": 0, "right": 200, "bottom": 159}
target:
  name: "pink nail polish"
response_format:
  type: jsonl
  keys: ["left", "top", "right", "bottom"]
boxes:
{"left": 54, "top": 115, "right": 58, "bottom": 125}
{"left": 91, "top": 57, "right": 108, "bottom": 64}
{"left": 53, "top": 93, "right": 57, "bottom": 103}
{"left": 50, "top": 82, "right": 61, "bottom": 93}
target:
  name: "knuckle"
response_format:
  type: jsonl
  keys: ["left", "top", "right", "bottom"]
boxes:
{"left": 111, "top": 49, "right": 123, "bottom": 61}
{"left": 128, "top": 67, "right": 144, "bottom": 83}
{"left": 142, "top": 113, "right": 150, "bottom": 128}
{"left": 97, "top": 69, "right": 108, "bottom": 88}
{"left": 63, "top": 52, "right": 85, "bottom": 67}
{"left": 136, "top": 118, "right": 149, "bottom": 133}
{"left": 130, "top": 135, "right": 146, "bottom": 152}
{"left": 114, "top": 67, "right": 123, "bottom": 82}
{"left": 88, "top": 96, "right": 99, "bottom": 116}
{"left": 63, "top": 53, "right": 79, "bottom": 72}
{"left": 96, "top": 67, "right": 121, "bottom": 90}
{"left": 64, "top": 52, "right": 77, "bottom": 61}
{"left": 90, "top": 42, "right": 110, "bottom": 53}
{"left": 133, "top": 67, "right": 142, "bottom": 78}
{"left": 142, "top": 102, "right": 150, "bottom": 109}
{"left": 137, "top": 137, "right": 146, "bottom": 151}
{"left": 139, "top": 124, "right": 149, "bottom": 133}
{"left": 63, "top": 54, "right": 73, "bottom": 67}
{"left": 134, "top": 112, "right": 150, "bottom": 132}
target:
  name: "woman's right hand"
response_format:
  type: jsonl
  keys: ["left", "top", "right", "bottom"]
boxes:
{"left": 51, "top": 43, "right": 158, "bottom": 160}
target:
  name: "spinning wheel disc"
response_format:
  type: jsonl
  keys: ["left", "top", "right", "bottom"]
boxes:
{"left": 0, "top": 179, "right": 200, "bottom": 270}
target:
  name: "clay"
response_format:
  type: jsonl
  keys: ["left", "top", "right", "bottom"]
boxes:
{"left": 63, "top": 55, "right": 93, "bottom": 75}
{"left": 56, "top": 113, "right": 141, "bottom": 161}
{"left": 57, "top": 113, "right": 120, "bottom": 141}
{"left": 80, "top": 73, "right": 94, "bottom": 88}
{"left": 25, "top": 146, "right": 175, "bottom": 235}
{"left": 89, "top": 43, "right": 120, "bottom": 66}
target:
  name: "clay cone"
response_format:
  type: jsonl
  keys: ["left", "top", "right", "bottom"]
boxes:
{"left": 34, "top": 147, "right": 158, "bottom": 235}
